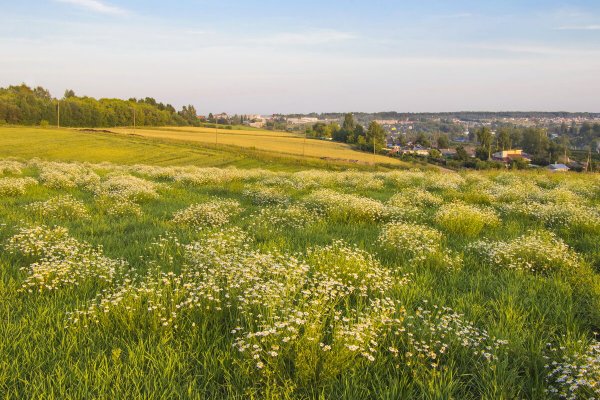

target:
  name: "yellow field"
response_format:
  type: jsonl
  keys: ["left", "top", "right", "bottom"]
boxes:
{"left": 110, "top": 126, "right": 403, "bottom": 165}
{"left": 0, "top": 126, "right": 409, "bottom": 170}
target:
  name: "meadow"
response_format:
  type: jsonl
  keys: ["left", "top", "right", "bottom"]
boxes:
{"left": 0, "top": 126, "right": 411, "bottom": 171}
{"left": 1, "top": 151, "right": 599, "bottom": 399}
{"left": 108, "top": 126, "right": 404, "bottom": 166}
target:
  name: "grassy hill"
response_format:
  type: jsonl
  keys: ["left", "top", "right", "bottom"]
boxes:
{"left": 0, "top": 126, "right": 409, "bottom": 171}
{"left": 2, "top": 126, "right": 600, "bottom": 398}
{"left": 0, "top": 158, "right": 599, "bottom": 398}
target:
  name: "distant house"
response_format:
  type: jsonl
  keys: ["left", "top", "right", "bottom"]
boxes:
{"left": 439, "top": 148, "right": 457, "bottom": 158}
{"left": 373, "top": 119, "right": 399, "bottom": 125}
{"left": 248, "top": 121, "right": 265, "bottom": 128}
{"left": 547, "top": 163, "right": 570, "bottom": 172}
{"left": 396, "top": 145, "right": 430, "bottom": 156}
{"left": 213, "top": 113, "right": 229, "bottom": 120}
{"left": 287, "top": 117, "right": 319, "bottom": 125}
{"left": 462, "top": 146, "right": 477, "bottom": 158}
{"left": 492, "top": 149, "right": 532, "bottom": 164}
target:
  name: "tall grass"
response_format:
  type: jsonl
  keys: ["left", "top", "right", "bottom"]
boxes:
{"left": 1, "top": 159, "right": 599, "bottom": 398}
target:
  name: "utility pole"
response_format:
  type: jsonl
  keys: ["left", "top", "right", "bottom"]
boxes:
{"left": 373, "top": 134, "right": 376, "bottom": 165}
{"left": 303, "top": 131, "right": 307, "bottom": 157}
{"left": 587, "top": 149, "right": 592, "bottom": 173}
{"left": 133, "top": 107, "right": 136, "bottom": 133}
{"left": 57, "top": 100, "right": 60, "bottom": 129}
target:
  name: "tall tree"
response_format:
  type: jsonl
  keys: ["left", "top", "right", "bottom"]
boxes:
{"left": 437, "top": 134, "right": 449, "bottom": 149}
{"left": 366, "top": 121, "right": 386, "bottom": 152}
{"left": 496, "top": 128, "right": 512, "bottom": 151}
{"left": 521, "top": 128, "right": 549, "bottom": 163}
{"left": 342, "top": 113, "right": 355, "bottom": 132}
{"left": 476, "top": 127, "right": 493, "bottom": 160}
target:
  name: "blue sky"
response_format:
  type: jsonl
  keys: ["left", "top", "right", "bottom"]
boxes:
{"left": 1, "top": 0, "right": 599, "bottom": 113}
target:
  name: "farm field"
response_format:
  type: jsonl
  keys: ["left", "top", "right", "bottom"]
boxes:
{"left": 0, "top": 126, "right": 408, "bottom": 171}
{"left": 108, "top": 126, "right": 405, "bottom": 166}
{"left": 1, "top": 156, "right": 600, "bottom": 398}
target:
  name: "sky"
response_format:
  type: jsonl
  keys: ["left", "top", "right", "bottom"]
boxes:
{"left": 1, "top": 0, "right": 600, "bottom": 114}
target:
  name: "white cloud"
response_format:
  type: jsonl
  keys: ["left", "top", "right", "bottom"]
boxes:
{"left": 556, "top": 24, "right": 600, "bottom": 31}
{"left": 55, "top": 0, "right": 126, "bottom": 15}
{"left": 253, "top": 30, "right": 356, "bottom": 46}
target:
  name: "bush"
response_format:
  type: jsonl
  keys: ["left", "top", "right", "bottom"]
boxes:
{"left": 379, "top": 222, "right": 443, "bottom": 261}
{"left": 435, "top": 201, "right": 500, "bottom": 237}
{"left": 469, "top": 230, "right": 582, "bottom": 275}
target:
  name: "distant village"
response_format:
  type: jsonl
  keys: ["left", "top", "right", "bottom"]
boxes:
{"left": 199, "top": 112, "right": 600, "bottom": 172}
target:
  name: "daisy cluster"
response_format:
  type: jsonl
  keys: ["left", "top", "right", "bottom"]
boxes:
{"left": 5, "top": 225, "right": 125, "bottom": 292}
{"left": 545, "top": 340, "right": 600, "bottom": 399}
{"left": 25, "top": 194, "right": 89, "bottom": 219}
{"left": 172, "top": 199, "right": 243, "bottom": 229}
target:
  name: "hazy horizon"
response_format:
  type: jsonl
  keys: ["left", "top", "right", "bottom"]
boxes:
{"left": 2, "top": 0, "right": 600, "bottom": 114}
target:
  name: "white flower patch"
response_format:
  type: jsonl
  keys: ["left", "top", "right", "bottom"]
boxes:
{"left": 379, "top": 222, "right": 442, "bottom": 260}
{"left": 248, "top": 204, "right": 323, "bottom": 231}
{"left": 5, "top": 225, "right": 124, "bottom": 292}
{"left": 68, "top": 228, "right": 307, "bottom": 328}
{"left": 396, "top": 305, "right": 508, "bottom": 370}
{"left": 172, "top": 199, "right": 243, "bottom": 229}
{"left": 384, "top": 189, "right": 444, "bottom": 222}
{"left": 559, "top": 177, "right": 600, "bottom": 200}
{"left": 383, "top": 170, "right": 427, "bottom": 189}
{"left": 500, "top": 201, "right": 600, "bottom": 232}
{"left": 242, "top": 185, "right": 290, "bottom": 205}
{"left": 306, "top": 240, "right": 396, "bottom": 296}
{"left": 5, "top": 225, "right": 72, "bottom": 258}
{"left": 95, "top": 174, "right": 160, "bottom": 201}
{"left": 388, "top": 188, "right": 444, "bottom": 208}
{"left": 485, "top": 180, "right": 543, "bottom": 204}
{"left": 422, "top": 172, "right": 466, "bottom": 191}
{"left": 304, "top": 189, "right": 385, "bottom": 222}
{"left": 0, "top": 159, "right": 25, "bottom": 175}
{"left": 545, "top": 341, "right": 600, "bottom": 399}
{"left": 172, "top": 167, "right": 271, "bottom": 186}
{"left": 96, "top": 195, "right": 143, "bottom": 217}
{"left": 231, "top": 242, "right": 409, "bottom": 380}
{"left": 33, "top": 160, "right": 100, "bottom": 190}
{"left": 25, "top": 195, "right": 89, "bottom": 219}
{"left": 468, "top": 230, "right": 582, "bottom": 274}
{"left": 378, "top": 222, "right": 462, "bottom": 269}
{"left": 291, "top": 170, "right": 386, "bottom": 191}
{"left": 0, "top": 177, "right": 37, "bottom": 196}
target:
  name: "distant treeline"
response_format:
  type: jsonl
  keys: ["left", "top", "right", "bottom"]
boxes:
{"left": 0, "top": 84, "right": 200, "bottom": 127}
{"left": 288, "top": 111, "right": 600, "bottom": 121}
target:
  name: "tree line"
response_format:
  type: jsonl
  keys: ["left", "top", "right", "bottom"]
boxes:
{"left": 0, "top": 84, "right": 201, "bottom": 127}
{"left": 306, "top": 113, "right": 387, "bottom": 152}
{"left": 473, "top": 126, "right": 576, "bottom": 165}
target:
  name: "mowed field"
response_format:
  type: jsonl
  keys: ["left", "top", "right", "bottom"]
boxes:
{"left": 109, "top": 126, "right": 404, "bottom": 165}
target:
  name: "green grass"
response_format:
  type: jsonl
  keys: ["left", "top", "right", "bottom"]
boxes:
{"left": 1, "top": 150, "right": 600, "bottom": 398}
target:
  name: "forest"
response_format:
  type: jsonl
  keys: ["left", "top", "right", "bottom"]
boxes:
{"left": 0, "top": 84, "right": 200, "bottom": 127}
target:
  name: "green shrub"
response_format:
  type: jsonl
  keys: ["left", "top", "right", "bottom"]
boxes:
{"left": 435, "top": 201, "right": 500, "bottom": 237}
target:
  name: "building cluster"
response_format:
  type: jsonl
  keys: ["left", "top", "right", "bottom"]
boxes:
{"left": 387, "top": 145, "right": 577, "bottom": 171}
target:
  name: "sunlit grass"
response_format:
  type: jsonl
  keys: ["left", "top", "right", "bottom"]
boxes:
{"left": 0, "top": 158, "right": 599, "bottom": 398}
